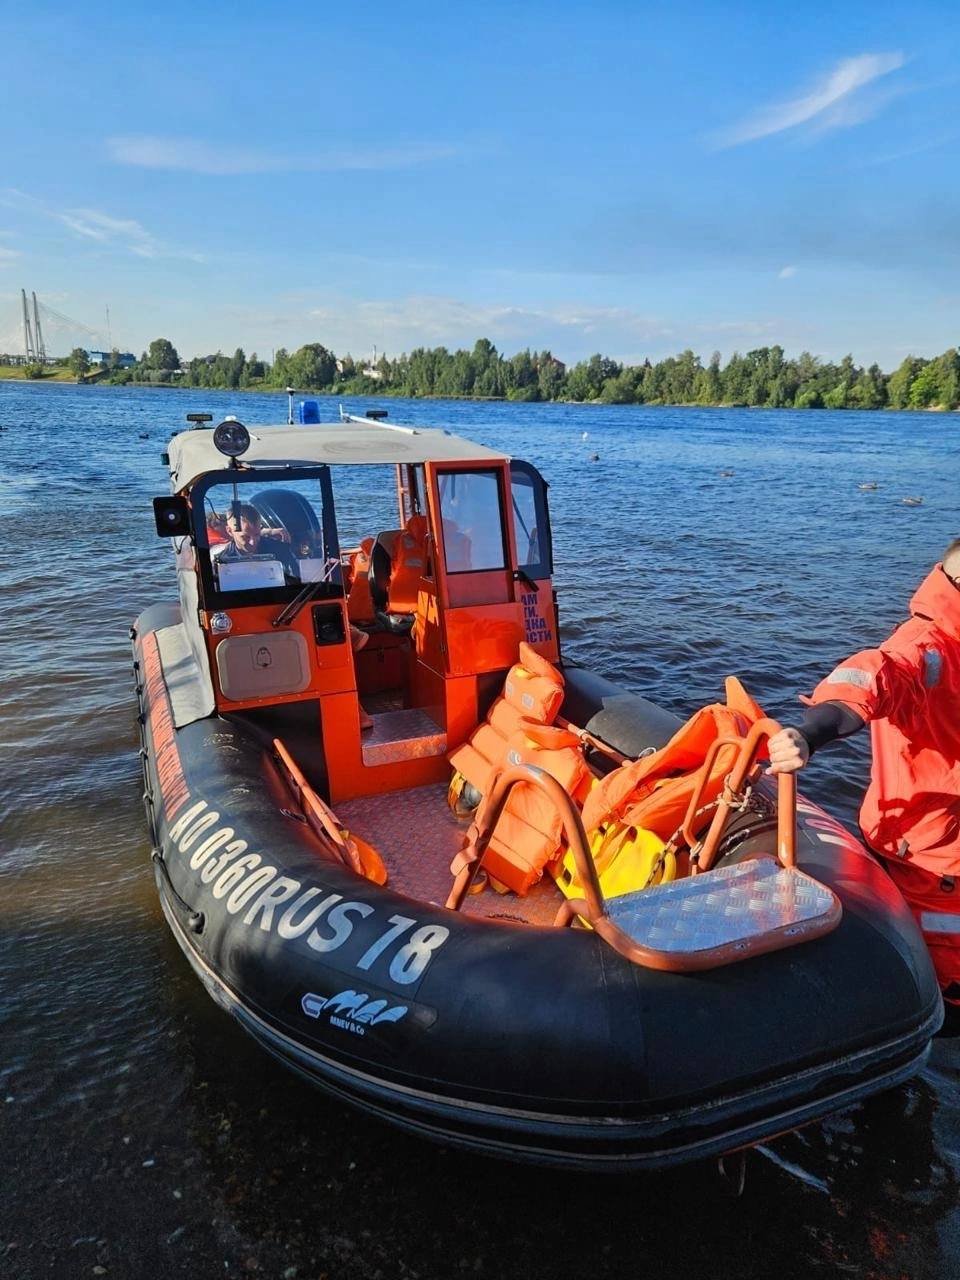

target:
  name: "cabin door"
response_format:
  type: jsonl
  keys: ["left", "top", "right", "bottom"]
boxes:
{"left": 425, "top": 461, "right": 524, "bottom": 677}
{"left": 509, "top": 460, "right": 558, "bottom": 662}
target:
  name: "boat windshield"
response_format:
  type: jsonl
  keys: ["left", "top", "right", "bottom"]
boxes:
{"left": 200, "top": 475, "right": 336, "bottom": 596}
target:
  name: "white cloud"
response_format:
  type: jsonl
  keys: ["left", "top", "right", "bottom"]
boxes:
{"left": 0, "top": 246, "right": 19, "bottom": 265}
{"left": 859, "top": 131, "right": 959, "bottom": 167}
{"left": 0, "top": 189, "right": 203, "bottom": 262}
{"left": 56, "top": 208, "right": 160, "bottom": 257}
{"left": 198, "top": 294, "right": 781, "bottom": 366}
{"left": 778, "top": 265, "right": 797, "bottom": 278}
{"left": 106, "top": 135, "right": 459, "bottom": 175}
{"left": 306, "top": 296, "right": 675, "bottom": 349}
{"left": 714, "top": 52, "right": 906, "bottom": 148}
{"left": 694, "top": 319, "right": 780, "bottom": 338}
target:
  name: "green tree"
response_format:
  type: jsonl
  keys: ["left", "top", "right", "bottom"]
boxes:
{"left": 821, "top": 353, "right": 859, "bottom": 408}
{"left": 910, "top": 361, "right": 946, "bottom": 408}
{"left": 146, "top": 338, "right": 180, "bottom": 371}
{"left": 286, "top": 343, "right": 337, "bottom": 389}
{"left": 888, "top": 356, "right": 926, "bottom": 409}
{"left": 911, "top": 349, "right": 960, "bottom": 409}
{"left": 695, "top": 352, "right": 722, "bottom": 404}
{"left": 795, "top": 387, "right": 824, "bottom": 408}
{"left": 850, "top": 363, "right": 887, "bottom": 409}
{"left": 566, "top": 354, "right": 619, "bottom": 401}
{"left": 600, "top": 367, "right": 641, "bottom": 403}
{"left": 665, "top": 349, "right": 701, "bottom": 403}
{"left": 243, "top": 352, "right": 266, "bottom": 384}
{"left": 228, "top": 347, "right": 246, "bottom": 390}
{"left": 507, "top": 349, "right": 539, "bottom": 397}
{"left": 937, "top": 349, "right": 960, "bottom": 409}
{"left": 641, "top": 360, "right": 667, "bottom": 403}
{"left": 536, "top": 353, "right": 566, "bottom": 400}
{"left": 564, "top": 360, "right": 597, "bottom": 401}
{"left": 721, "top": 353, "right": 751, "bottom": 405}
{"left": 68, "top": 347, "right": 90, "bottom": 377}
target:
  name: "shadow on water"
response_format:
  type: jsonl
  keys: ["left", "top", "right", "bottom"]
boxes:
{"left": 170, "top": 1017, "right": 960, "bottom": 1280}
{"left": 3, "top": 384, "right": 960, "bottom": 1277}
{"left": 7, "top": 919, "right": 959, "bottom": 1280}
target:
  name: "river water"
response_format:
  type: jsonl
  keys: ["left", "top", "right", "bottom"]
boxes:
{"left": 2, "top": 382, "right": 959, "bottom": 1279}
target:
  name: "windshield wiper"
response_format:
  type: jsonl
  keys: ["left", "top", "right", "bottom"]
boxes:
{"left": 272, "top": 558, "right": 340, "bottom": 628}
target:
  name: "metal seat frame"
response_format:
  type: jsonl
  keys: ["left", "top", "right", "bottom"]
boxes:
{"left": 446, "top": 718, "right": 842, "bottom": 972}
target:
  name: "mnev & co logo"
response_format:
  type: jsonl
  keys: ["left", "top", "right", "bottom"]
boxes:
{"left": 301, "top": 989, "right": 408, "bottom": 1037}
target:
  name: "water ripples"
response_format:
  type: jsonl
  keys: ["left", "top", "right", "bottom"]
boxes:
{"left": 2, "top": 381, "right": 959, "bottom": 1278}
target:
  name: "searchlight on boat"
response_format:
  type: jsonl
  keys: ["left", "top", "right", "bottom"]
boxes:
{"left": 212, "top": 417, "right": 250, "bottom": 459}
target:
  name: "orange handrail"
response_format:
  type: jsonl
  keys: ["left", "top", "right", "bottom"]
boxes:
{"left": 447, "top": 727, "right": 826, "bottom": 974}
{"left": 273, "top": 737, "right": 367, "bottom": 877}
{"left": 681, "top": 717, "right": 796, "bottom": 874}
{"left": 446, "top": 763, "right": 603, "bottom": 914}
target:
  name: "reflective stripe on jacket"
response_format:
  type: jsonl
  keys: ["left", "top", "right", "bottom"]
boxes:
{"left": 805, "top": 565, "right": 960, "bottom": 875}
{"left": 883, "top": 858, "right": 960, "bottom": 1001}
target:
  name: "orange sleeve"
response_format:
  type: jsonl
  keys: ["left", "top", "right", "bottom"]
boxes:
{"left": 804, "top": 644, "right": 925, "bottom": 724}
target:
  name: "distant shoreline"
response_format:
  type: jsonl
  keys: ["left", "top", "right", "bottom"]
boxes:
{"left": 2, "top": 375, "right": 958, "bottom": 412}
{"left": 5, "top": 333, "right": 959, "bottom": 411}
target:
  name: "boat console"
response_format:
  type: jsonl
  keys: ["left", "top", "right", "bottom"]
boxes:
{"left": 154, "top": 413, "right": 558, "bottom": 805}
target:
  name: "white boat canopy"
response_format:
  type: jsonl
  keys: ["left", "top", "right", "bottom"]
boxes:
{"left": 168, "top": 421, "right": 509, "bottom": 492}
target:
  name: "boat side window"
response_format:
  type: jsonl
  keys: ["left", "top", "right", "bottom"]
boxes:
{"left": 331, "top": 465, "right": 405, "bottom": 550}
{"left": 438, "top": 470, "right": 506, "bottom": 573}
{"left": 510, "top": 461, "right": 552, "bottom": 579}
{"left": 410, "top": 466, "right": 435, "bottom": 578}
{"left": 411, "top": 465, "right": 427, "bottom": 516}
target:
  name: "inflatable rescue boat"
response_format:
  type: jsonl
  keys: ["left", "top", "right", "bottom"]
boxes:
{"left": 132, "top": 411, "right": 942, "bottom": 1169}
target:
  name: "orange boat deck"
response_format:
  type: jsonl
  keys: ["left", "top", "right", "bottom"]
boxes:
{"left": 335, "top": 782, "right": 563, "bottom": 926}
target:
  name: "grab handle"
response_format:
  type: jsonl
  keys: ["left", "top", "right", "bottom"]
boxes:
{"left": 446, "top": 763, "right": 603, "bottom": 914}
{"left": 682, "top": 718, "right": 796, "bottom": 874}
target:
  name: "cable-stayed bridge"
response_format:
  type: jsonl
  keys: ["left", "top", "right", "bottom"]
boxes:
{"left": 0, "top": 290, "right": 112, "bottom": 361}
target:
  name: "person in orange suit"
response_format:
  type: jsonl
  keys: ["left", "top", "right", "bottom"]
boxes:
{"left": 768, "top": 540, "right": 960, "bottom": 1006}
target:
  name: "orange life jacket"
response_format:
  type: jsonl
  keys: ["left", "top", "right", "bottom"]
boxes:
{"left": 448, "top": 643, "right": 566, "bottom": 795}
{"left": 388, "top": 514, "right": 428, "bottom": 614}
{"left": 449, "top": 645, "right": 584, "bottom": 894}
{"left": 347, "top": 538, "right": 376, "bottom": 623}
{"left": 579, "top": 677, "right": 765, "bottom": 842}
{"left": 480, "top": 722, "right": 590, "bottom": 894}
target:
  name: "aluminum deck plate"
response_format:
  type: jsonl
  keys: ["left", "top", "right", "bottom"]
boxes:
{"left": 361, "top": 708, "right": 447, "bottom": 767}
{"left": 606, "top": 859, "right": 838, "bottom": 953}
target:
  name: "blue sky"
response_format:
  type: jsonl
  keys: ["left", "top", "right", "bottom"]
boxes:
{"left": 1, "top": 0, "right": 959, "bottom": 367}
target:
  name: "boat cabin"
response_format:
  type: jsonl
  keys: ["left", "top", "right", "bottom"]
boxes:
{"left": 155, "top": 413, "right": 557, "bottom": 805}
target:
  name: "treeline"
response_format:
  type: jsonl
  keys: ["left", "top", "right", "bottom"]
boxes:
{"left": 102, "top": 336, "right": 960, "bottom": 410}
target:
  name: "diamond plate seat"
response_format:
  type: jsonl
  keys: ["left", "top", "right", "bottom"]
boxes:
{"left": 603, "top": 858, "right": 841, "bottom": 971}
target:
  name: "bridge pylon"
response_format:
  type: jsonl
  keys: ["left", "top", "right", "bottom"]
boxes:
{"left": 21, "top": 289, "right": 36, "bottom": 361}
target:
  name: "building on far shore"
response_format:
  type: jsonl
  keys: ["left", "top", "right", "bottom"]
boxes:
{"left": 86, "top": 350, "right": 137, "bottom": 368}
{"left": 1, "top": 352, "right": 62, "bottom": 366}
